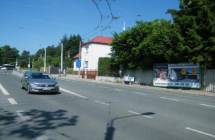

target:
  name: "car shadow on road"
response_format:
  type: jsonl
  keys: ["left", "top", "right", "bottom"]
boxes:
{"left": 0, "top": 108, "right": 78, "bottom": 139}
{"left": 104, "top": 112, "right": 155, "bottom": 140}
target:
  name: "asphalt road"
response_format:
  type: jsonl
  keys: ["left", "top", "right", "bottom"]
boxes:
{"left": 0, "top": 71, "right": 215, "bottom": 140}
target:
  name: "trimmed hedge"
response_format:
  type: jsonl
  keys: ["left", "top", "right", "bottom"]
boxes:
{"left": 98, "top": 57, "right": 111, "bottom": 76}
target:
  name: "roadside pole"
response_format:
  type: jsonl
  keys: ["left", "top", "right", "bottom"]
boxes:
{"left": 78, "top": 41, "right": 81, "bottom": 78}
{"left": 60, "top": 43, "right": 64, "bottom": 74}
{"left": 44, "top": 47, "right": 46, "bottom": 72}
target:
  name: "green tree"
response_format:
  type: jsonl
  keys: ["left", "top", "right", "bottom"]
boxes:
{"left": 19, "top": 50, "right": 30, "bottom": 68}
{"left": 61, "top": 34, "right": 82, "bottom": 59}
{"left": 111, "top": 20, "right": 185, "bottom": 70}
{"left": 0, "top": 45, "right": 19, "bottom": 65}
{"left": 168, "top": 0, "right": 215, "bottom": 67}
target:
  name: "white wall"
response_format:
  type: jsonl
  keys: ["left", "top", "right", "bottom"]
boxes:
{"left": 80, "top": 43, "right": 111, "bottom": 71}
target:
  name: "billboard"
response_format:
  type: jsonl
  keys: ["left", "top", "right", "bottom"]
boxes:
{"left": 153, "top": 64, "right": 201, "bottom": 89}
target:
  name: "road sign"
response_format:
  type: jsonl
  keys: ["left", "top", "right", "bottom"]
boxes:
{"left": 76, "top": 59, "right": 81, "bottom": 68}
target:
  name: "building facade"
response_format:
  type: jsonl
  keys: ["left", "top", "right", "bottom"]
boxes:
{"left": 73, "top": 36, "right": 112, "bottom": 73}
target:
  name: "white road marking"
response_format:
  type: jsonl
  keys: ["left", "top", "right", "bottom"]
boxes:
{"left": 186, "top": 127, "right": 215, "bottom": 138}
{"left": 200, "top": 104, "right": 215, "bottom": 109}
{"left": 114, "top": 88, "right": 123, "bottom": 92}
{"left": 0, "top": 83, "right": 10, "bottom": 95}
{"left": 128, "top": 110, "right": 154, "bottom": 119}
{"left": 133, "top": 92, "right": 147, "bottom": 96}
{"left": 60, "top": 87, "right": 88, "bottom": 99}
{"left": 160, "top": 97, "right": 179, "bottom": 102}
{"left": 36, "top": 135, "right": 49, "bottom": 140}
{"left": 16, "top": 110, "right": 31, "bottom": 121}
{"left": 8, "top": 98, "right": 18, "bottom": 105}
{"left": 95, "top": 100, "right": 110, "bottom": 106}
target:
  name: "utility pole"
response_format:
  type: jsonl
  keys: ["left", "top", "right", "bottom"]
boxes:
{"left": 78, "top": 41, "right": 82, "bottom": 77}
{"left": 28, "top": 55, "right": 31, "bottom": 71}
{"left": 60, "top": 43, "right": 64, "bottom": 73}
{"left": 123, "top": 21, "right": 126, "bottom": 31}
{"left": 44, "top": 47, "right": 47, "bottom": 72}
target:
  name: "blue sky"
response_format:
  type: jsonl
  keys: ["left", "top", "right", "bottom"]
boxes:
{"left": 0, "top": 0, "right": 179, "bottom": 54}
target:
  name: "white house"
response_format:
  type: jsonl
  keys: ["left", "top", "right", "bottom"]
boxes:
{"left": 73, "top": 36, "right": 112, "bottom": 72}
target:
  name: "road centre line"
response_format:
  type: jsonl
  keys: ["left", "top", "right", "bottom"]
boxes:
{"left": 8, "top": 98, "right": 18, "bottom": 105}
{"left": 60, "top": 87, "right": 88, "bottom": 99}
{"left": 94, "top": 100, "right": 110, "bottom": 106}
{"left": 114, "top": 88, "right": 123, "bottom": 92}
{"left": 200, "top": 103, "right": 215, "bottom": 109}
{"left": 133, "top": 92, "right": 147, "bottom": 96}
{"left": 160, "top": 96, "right": 179, "bottom": 102}
{"left": 128, "top": 110, "right": 154, "bottom": 119}
{"left": 16, "top": 110, "right": 31, "bottom": 121}
{"left": 36, "top": 135, "right": 49, "bottom": 140}
{"left": 0, "top": 83, "right": 10, "bottom": 95}
{"left": 186, "top": 127, "right": 215, "bottom": 138}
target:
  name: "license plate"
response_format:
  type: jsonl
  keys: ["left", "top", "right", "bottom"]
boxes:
{"left": 43, "top": 87, "right": 51, "bottom": 90}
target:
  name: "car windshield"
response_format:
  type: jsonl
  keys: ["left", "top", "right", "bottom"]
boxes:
{"left": 30, "top": 73, "right": 50, "bottom": 79}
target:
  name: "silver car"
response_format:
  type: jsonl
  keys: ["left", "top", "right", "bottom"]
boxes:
{"left": 21, "top": 71, "right": 60, "bottom": 94}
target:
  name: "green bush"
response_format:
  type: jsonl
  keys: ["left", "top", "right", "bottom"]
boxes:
{"left": 98, "top": 57, "right": 111, "bottom": 76}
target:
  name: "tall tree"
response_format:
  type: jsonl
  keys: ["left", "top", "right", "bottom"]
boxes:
{"left": 19, "top": 50, "right": 30, "bottom": 68}
{"left": 0, "top": 45, "right": 19, "bottom": 65}
{"left": 168, "top": 0, "right": 215, "bottom": 67}
{"left": 111, "top": 20, "right": 184, "bottom": 70}
{"left": 61, "top": 34, "right": 82, "bottom": 59}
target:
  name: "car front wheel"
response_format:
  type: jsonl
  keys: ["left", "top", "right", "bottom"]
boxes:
{"left": 27, "top": 85, "right": 32, "bottom": 94}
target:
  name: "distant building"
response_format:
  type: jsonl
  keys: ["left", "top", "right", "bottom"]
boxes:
{"left": 73, "top": 36, "right": 112, "bottom": 75}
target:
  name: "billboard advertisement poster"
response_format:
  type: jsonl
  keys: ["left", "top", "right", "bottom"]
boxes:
{"left": 153, "top": 64, "right": 200, "bottom": 89}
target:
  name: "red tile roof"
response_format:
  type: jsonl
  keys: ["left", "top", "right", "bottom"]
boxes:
{"left": 90, "top": 36, "right": 112, "bottom": 44}
{"left": 82, "top": 36, "right": 112, "bottom": 46}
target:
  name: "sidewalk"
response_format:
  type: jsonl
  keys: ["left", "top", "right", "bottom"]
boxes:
{"left": 51, "top": 74, "right": 215, "bottom": 97}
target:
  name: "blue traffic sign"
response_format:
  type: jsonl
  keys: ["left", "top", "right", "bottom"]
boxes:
{"left": 76, "top": 59, "right": 81, "bottom": 68}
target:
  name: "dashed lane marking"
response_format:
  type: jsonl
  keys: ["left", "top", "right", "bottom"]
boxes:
{"left": 114, "top": 88, "right": 123, "bottom": 92}
{"left": 200, "top": 103, "right": 215, "bottom": 109}
{"left": 133, "top": 92, "right": 147, "bottom": 96}
{"left": 8, "top": 98, "right": 18, "bottom": 105}
{"left": 95, "top": 100, "right": 110, "bottom": 106}
{"left": 60, "top": 87, "right": 88, "bottom": 99}
{"left": 160, "top": 96, "right": 179, "bottom": 102}
{"left": 186, "top": 127, "right": 215, "bottom": 138}
{"left": 36, "top": 135, "right": 49, "bottom": 140}
{"left": 0, "top": 83, "right": 10, "bottom": 95}
{"left": 128, "top": 110, "right": 154, "bottom": 119}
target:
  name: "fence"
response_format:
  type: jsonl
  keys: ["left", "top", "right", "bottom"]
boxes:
{"left": 204, "top": 69, "right": 215, "bottom": 93}
{"left": 124, "top": 69, "right": 153, "bottom": 85}
{"left": 81, "top": 70, "right": 97, "bottom": 80}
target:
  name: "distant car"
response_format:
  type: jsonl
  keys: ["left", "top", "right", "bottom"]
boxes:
{"left": 21, "top": 71, "right": 60, "bottom": 94}
{"left": 1, "top": 67, "right": 7, "bottom": 70}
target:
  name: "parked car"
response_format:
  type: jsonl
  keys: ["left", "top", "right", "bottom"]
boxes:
{"left": 21, "top": 71, "right": 60, "bottom": 94}
{"left": 1, "top": 67, "right": 7, "bottom": 70}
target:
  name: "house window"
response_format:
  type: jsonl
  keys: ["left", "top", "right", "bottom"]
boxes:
{"left": 84, "top": 61, "right": 88, "bottom": 68}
